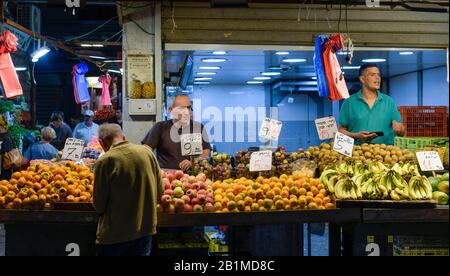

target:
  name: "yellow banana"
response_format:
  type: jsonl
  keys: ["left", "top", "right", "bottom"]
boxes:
{"left": 390, "top": 190, "right": 401, "bottom": 200}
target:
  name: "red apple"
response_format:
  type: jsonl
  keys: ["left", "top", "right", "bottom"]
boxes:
{"left": 161, "top": 170, "right": 167, "bottom": 178}
{"left": 175, "top": 170, "right": 184, "bottom": 180}
{"left": 166, "top": 204, "right": 176, "bottom": 214}
{"left": 191, "top": 197, "right": 199, "bottom": 206}
{"left": 181, "top": 195, "right": 191, "bottom": 204}
{"left": 182, "top": 183, "right": 192, "bottom": 191}
{"left": 198, "top": 182, "right": 207, "bottom": 190}
{"left": 174, "top": 198, "right": 185, "bottom": 210}
{"left": 206, "top": 196, "right": 214, "bottom": 204}
{"left": 161, "top": 195, "right": 172, "bottom": 206}
{"left": 204, "top": 202, "right": 215, "bottom": 213}
{"left": 164, "top": 183, "right": 172, "bottom": 190}
{"left": 197, "top": 189, "right": 207, "bottom": 195}
{"left": 183, "top": 204, "right": 193, "bottom": 212}
{"left": 193, "top": 204, "right": 203, "bottom": 213}
{"left": 191, "top": 183, "right": 199, "bottom": 190}
{"left": 181, "top": 176, "right": 189, "bottom": 183}
{"left": 197, "top": 194, "right": 206, "bottom": 205}
{"left": 186, "top": 189, "right": 197, "bottom": 199}
{"left": 167, "top": 173, "right": 175, "bottom": 183}
{"left": 164, "top": 189, "right": 173, "bottom": 196}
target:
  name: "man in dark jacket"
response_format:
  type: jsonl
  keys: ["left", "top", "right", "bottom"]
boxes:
{"left": 49, "top": 111, "right": 72, "bottom": 151}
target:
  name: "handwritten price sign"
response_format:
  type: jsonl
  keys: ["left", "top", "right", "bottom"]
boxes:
{"left": 249, "top": 150, "right": 273, "bottom": 172}
{"left": 259, "top": 118, "right": 283, "bottom": 141}
{"left": 61, "top": 138, "right": 85, "bottom": 161}
{"left": 333, "top": 132, "right": 354, "bottom": 158}
{"left": 416, "top": 151, "right": 444, "bottom": 171}
{"left": 315, "top": 116, "right": 338, "bottom": 140}
{"left": 181, "top": 133, "right": 203, "bottom": 156}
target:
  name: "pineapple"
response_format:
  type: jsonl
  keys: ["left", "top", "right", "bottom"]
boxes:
{"left": 129, "top": 80, "right": 142, "bottom": 99}
{"left": 142, "top": 82, "right": 155, "bottom": 99}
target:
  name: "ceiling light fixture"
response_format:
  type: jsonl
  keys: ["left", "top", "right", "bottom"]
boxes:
{"left": 399, "top": 51, "right": 414, "bottom": 55}
{"left": 337, "top": 51, "right": 350, "bottom": 55}
{"left": 362, "top": 58, "right": 386, "bottom": 63}
{"left": 311, "top": 76, "right": 317, "bottom": 80}
{"left": 342, "top": 66, "right": 361, "bottom": 70}
{"left": 88, "top": 55, "right": 107, "bottom": 60}
{"left": 254, "top": 77, "right": 271, "bottom": 80}
{"left": 195, "top": 77, "right": 212, "bottom": 81}
{"left": 194, "top": 81, "right": 210, "bottom": 85}
{"left": 15, "top": 67, "right": 27, "bottom": 71}
{"left": 212, "top": 51, "right": 227, "bottom": 55}
{"left": 199, "top": 66, "right": 221, "bottom": 70}
{"left": 282, "top": 58, "right": 306, "bottom": 63}
{"left": 31, "top": 46, "right": 50, "bottom": 62}
{"left": 247, "top": 81, "right": 263, "bottom": 84}
{"left": 197, "top": 72, "right": 217, "bottom": 76}
{"left": 202, "top": 58, "right": 227, "bottom": 63}
{"left": 268, "top": 66, "right": 282, "bottom": 70}
{"left": 275, "top": 51, "right": 290, "bottom": 55}
{"left": 107, "top": 69, "right": 122, "bottom": 74}
{"left": 104, "top": 60, "right": 122, "bottom": 63}
{"left": 261, "top": 72, "right": 281, "bottom": 76}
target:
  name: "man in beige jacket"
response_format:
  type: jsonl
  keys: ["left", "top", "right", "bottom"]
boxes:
{"left": 94, "top": 124, "right": 163, "bottom": 256}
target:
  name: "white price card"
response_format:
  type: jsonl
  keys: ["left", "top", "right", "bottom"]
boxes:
{"left": 61, "top": 138, "right": 85, "bottom": 161}
{"left": 181, "top": 133, "right": 203, "bottom": 156}
{"left": 259, "top": 118, "right": 283, "bottom": 141}
{"left": 416, "top": 151, "right": 444, "bottom": 171}
{"left": 249, "top": 150, "right": 273, "bottom": 172}
{"left": 333, "top": 132, "right": 354, "bottom": 158}
{"left": 315, "top": 116, "right": 338, "bottom": 140}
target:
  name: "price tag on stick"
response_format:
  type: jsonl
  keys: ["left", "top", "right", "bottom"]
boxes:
{"left": 61, "top": 138, "right": 85, "bottom": 161}
{"left": 249, "top": 150, "right": 273, "bottom": 172}
{"left": 315, "top": 116, "right": 338, "bottom": 140}
{"left": 259, "top": 118, "right": 283, "bottom": 141}
{"left": 416, "top": 151, "right": 444, "bottom": 172}
{"left": 333, "top": 132, "right": 354, "bottom": 158}
{"left": 181, "top": 133, "right": 203, "bottom": 156}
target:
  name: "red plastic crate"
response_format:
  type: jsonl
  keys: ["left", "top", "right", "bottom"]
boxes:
{"left": 399, "top": 106, "right": 448, "bottom": 137}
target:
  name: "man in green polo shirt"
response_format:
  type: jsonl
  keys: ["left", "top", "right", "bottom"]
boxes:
{"left": 338, "top": 64, "right": 405, "bottom": 145}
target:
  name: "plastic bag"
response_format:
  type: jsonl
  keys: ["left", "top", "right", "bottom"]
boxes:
{"left": 314, "top": 35, "right": 330, "bottom": 98}
{"left": 0, "top": 53, "right": 23, "bottom": 98}
{"left": 2, "top": 148, "right": 23, "bottom": 170}
{"left": 322, "top": 34, "right": 349, "bottom": 101}
{"left": 291, "top": 158, "right": 318, "bottom": 178}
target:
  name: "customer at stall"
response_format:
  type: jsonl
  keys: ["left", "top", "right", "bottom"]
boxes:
{"left": 73, "top": 110, "right": 99, "bottom": 145}
{"left": 338, "top": 63, "right": 405, "bottom": 145}
{"left": 142, "top": 94, "right": 211, "bottom": 170}
{"left": 94, "top": 124, "right": 163, "bottom": 256}
{"left": 0, "top": 115, "right": 15, "bottom": 180}
{"left": 49, "top": 111, "right": 73, "bottom": 150}
{"left": 22, "top": 127, "right": 59, "bottom": 165}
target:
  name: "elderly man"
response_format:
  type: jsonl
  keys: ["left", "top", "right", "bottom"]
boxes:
{"left": 142, "top": 94, "right": 211, "bottom": 171}
{"left": 94, "top": 124, "right": 163, "bottom": 256}
{"left": 73, "top": 110, "right": 99, "bottom": 145}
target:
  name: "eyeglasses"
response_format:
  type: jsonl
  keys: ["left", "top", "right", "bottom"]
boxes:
{"left": 175, "top": 105, "right": 193, "bottom": 111}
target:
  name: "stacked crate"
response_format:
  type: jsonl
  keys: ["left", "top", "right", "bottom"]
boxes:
{"left": 399, "top": 106, "right": 448, "bottom": 137}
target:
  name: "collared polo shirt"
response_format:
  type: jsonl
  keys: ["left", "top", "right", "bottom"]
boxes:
{"left": 339, "top": 90, "right": 402, "bottom": 145}
{"left": 73, "top": 122, "right": 99, "bottom": 145}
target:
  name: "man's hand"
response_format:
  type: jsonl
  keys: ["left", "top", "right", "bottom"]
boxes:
{"left": 354, "top": 131, "right": 378, "bottom": 142}
{"left": 392, "top": 120, "right": 405, "bottom": 136}
{"left": 179, "top": 159, "right": 192, "bottom": 171}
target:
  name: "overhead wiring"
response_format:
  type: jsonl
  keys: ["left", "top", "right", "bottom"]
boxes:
{"left": 65, "top": 16, "right": 118, "bottom": 42}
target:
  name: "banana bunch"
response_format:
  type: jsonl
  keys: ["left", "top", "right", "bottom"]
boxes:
{"left": 320, "top": 168, "right": 339, "bottom": 193}
{"left": 381, "top": 170, "right": 410, "bottom": 200}
{"left": 353, "top": 162, "right": 368, "bottom": 177}
{"left": 409, "top": 175, "right": 433, "bottom": 200}
{"left": 335, "top": 177, "right": 362, "bottom": 200}
{"left": 335, "top": 162, "right": 354, "bottom": 176}
{"left": 368, "top": 161, "right": 389, "bottom": 174}
{"left": 360, "top": 173, "right": 388, "bottom": 199}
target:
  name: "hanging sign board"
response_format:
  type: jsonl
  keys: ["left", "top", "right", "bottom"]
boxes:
{"left": 61, "top": 138, "right": 85, "bottom": 161}
{"left": 315, "top": 116, "right": 338, "bottom": 140}
{"left": 416, "top": 151, "right": 444, "bottom": 171}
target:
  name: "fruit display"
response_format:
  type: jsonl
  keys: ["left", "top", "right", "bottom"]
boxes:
{"left": 320, "top": 161, "right": 433, "bottom": 201}
{"left": 429, "top": 173, "right": 449, "bottom": 205}
{"left": 94, "top": 109, "right": 116, "bottom": 123}
{"left": 191, "top": 158, "right": 214, "bottom": 179}
{"left": 309, "top": 142, "right": 416, "bottom": 172}
{"left": 142, "top": 82, "right": 156, "bottom": 99}
{"left": 212, "top": 171, "right": 335, "bottom": 212}
{"left": 159, "top": 170, "right": 214, "bottom": 213}
{"left": 235, "top": 150, "right": 254, "bottom": 179}
{"left": 82, "top": 138, "right": 104, "bottom": 160}
{"left": 212, "top": 152, "right": 233, "bottom": 180}
{"left": 0, "top": 161, "right": 94, "bottom": 210}
{"left": 129, "top": 79, "right": 142, "bottom": 99}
